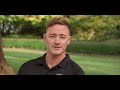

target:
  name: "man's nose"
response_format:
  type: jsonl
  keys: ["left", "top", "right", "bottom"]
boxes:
{"left": 54, "top": 37, "right": 60, "bottom": 44}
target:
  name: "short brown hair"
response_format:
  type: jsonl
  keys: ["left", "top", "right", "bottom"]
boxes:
{"left": 46, "top": 17, "right": 71, "bottom": 34}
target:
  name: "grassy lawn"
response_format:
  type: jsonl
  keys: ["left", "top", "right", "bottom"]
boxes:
{"left": 3, "top": 48, "right": 120, "bottom": 75}
{"left": 3, "top": 38, "right": 120, "bottom": 54}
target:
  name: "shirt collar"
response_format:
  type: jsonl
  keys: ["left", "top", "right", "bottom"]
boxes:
{"left": 57, "top": 54, "right": 71, "bottom": 69}
{"left": 36, "top": 53, "right": 46, "bottom": 65}
{"left": 36, "top": 53, "right": 71, "bottom": 69}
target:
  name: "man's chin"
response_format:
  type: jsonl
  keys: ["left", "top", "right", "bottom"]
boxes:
{"left": 51, "top": 51, "right": 63, "bottom": 56}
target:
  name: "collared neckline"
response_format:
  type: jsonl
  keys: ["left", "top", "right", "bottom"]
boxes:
{"left": 57, "top": 54, "right": 71, "bottom": 69}
{"left": 36, "top": 53, "right": 71, "bottom": 69}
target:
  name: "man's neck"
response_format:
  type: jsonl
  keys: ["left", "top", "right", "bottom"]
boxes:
{"left": 45, "top": 52, "right": 66, "bottom": 69}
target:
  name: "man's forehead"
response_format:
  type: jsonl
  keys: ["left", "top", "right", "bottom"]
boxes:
{"left": 49, "top": 33, "right": 67, "bottom": 36}
{"left": 46, "top": 31, "right": 69, "bottom": 36}
{"left": 46, "top": 25, "right": 70, "bottom": 35}
{"left": 47, "top": 24, "right": 69, "bottom": 30}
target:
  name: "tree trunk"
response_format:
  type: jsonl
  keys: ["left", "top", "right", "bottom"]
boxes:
{"left": 0, "top": 33, "right": 16, "bottom": 75}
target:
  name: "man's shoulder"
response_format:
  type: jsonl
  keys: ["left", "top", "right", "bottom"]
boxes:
{"left": 65, "top": 54, "right": 81, "bottom": 68}
{"left": 21, "top": 56, "right": 42, "bottom": 67}
{"left": 17, "top": 55, "right": 44, "bottom": 75}
{"left": 68, "top": 59, "right": 85, "bottom": 75}
{"left": 69, "top": 60, "right": 80, "bottom": 68}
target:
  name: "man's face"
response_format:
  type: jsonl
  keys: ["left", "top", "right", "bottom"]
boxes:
{"left": 44, "top": 24, "right": 71, "bottom": 56}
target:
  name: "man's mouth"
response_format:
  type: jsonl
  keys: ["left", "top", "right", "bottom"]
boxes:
{"left": 53, "top": 46, "right": 61, "bottom": 49}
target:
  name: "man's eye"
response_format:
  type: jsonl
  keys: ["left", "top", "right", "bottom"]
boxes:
{"left": 61, "top": 36, "right": 65, "bottom": 39}
{"left": 50, "top": 36, "right": 55, "bottom": 38}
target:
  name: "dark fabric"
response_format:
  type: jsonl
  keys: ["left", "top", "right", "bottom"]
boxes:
{"left": 18, "top": 54, "right": 85, "bottom": 75}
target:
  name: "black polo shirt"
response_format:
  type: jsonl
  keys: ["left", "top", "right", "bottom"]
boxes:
{"left": 18, "top": 54, "right": 85, "bottom": 75}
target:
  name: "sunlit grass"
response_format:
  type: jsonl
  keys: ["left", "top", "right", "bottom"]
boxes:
{"left": 3, "top": 38, "right": 120, "bottom": 54}
{"left": 3, "top": 48, "right": 120, "bottom": 75}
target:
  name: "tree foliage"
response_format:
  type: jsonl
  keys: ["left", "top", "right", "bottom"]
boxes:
{"left": 0, "top": 15, "right": 120, "bottom": 40}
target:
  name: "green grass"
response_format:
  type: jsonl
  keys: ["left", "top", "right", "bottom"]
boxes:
{"left": 71, "top": 55, "right": 120, "bottom": 75}
{"left": 2, "top": 38, "right": 46, "bottom": 50}
{"left": 3, "top": 48, "right": 120, "bottom": 75}
{"left": 3, "top": 38, "right": 120, "bottom": 54}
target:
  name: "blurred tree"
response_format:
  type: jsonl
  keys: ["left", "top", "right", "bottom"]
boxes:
{"left": 0, "top": 15, "right": 120, "bottom": 40}
{"left": 69, "top": 15, "right": 120, "bottom": 40}
{"left": 0, "top": 27, "right": 16, "bottom": 75}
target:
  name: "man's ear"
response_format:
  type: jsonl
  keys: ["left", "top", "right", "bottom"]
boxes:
{"left": 43, "top": 33, "right": 46, "bottom": 41}
{"left": 67, "top": 36, "right": 72, "bottom": 45}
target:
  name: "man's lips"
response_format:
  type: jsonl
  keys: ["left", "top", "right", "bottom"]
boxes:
{"left": 52, "top": 46, "right": 61, "bottom": 49}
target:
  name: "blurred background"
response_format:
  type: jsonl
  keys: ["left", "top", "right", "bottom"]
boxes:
{"left": 0, "top": 15, "right": 120, "bottom": 75}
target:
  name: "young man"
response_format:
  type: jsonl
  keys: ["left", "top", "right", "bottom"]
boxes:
{"left": 18, "top": 17, "right": 85, "bottom": 75}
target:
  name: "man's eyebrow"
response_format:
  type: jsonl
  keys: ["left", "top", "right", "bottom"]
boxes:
{"left": 49, "top": 34, "right": 66, "bottom": 36}
{"left": 49, "top": 34, "right": 56, "bottom": 35}
{"left": 60, "top": 34, "right": 66, "bottom": 36}
{"left": 49, "top": 33, "right": 56, "bottom": 35}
